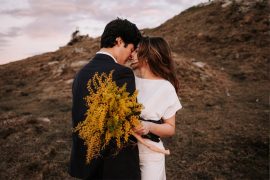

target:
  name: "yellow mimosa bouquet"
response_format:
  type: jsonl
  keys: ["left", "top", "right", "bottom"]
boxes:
{"left": 74, "top": 71, "right": 142, "bottom": 163}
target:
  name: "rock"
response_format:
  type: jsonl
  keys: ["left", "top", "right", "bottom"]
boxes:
{"left": 48, "top": 61, "right": 59, "bottom": 66}
{"left": 65, "top": 79, "right": 74, "bottom": 84}
{"left": 197, "top": 1, "right": 212, "bottom": 7}
{"left": 221, "top": 1, "right": 233, "bottom": 8}
{"left": 53, "top": 64, "right": 67, "bottom": 76}
{"left": 200, "top": 74, "right": 209, "bottom": 81}
{"left": 43, "top": 86, "right": 55, "bottom": 93}
{"left": 225, "top": 88, "right": 231, "bottom": 96}
{"left": 37, "top": 117, "right": 51, "bottom": 123}
{"left": 193, "top": 61, "right": 206, "bottom": 68}
{"left": 73, "top": 47, "right": 85, "bottom": 53}
{"left": 70, "top": 60, "right": 88, "bottom": 68}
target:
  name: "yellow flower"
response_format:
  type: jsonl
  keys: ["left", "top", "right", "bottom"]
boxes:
{"left": 74, "top": 71, "right": 143, "bottom": 164}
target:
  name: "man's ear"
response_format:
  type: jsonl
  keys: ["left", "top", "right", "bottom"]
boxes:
{"left": 115, "top": 37, "right": 123, "bottom": 46}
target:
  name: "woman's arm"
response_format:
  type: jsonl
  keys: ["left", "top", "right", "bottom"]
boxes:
{"left": 148, "top": 115, "right": 175, "bottom": 137}
{"left": 135, "top": 115, "right": 176, "bottom": 138}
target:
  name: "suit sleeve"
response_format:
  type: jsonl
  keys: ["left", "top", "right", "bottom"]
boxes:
{"left": 112, "top": 67, "right": 136, "bottom": 95}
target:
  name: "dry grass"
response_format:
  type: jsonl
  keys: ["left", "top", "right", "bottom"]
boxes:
{"left": 0, "top": 1, "right": 269, "bottom": 179}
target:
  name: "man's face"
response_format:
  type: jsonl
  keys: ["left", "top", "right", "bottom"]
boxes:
{"left": 117, "top": 43, "right": 135, "bottom": 65}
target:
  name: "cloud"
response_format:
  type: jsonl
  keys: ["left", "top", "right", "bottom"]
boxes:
{"left": 0, "top": 38, "right": 8, "bottom": 48}
{"left": 0, "top": 0, "right": 209, "bottom": 64}
{"left": 0, "top": 27, "right": 21, "bottom": 37}
{"left": 1, "top": 0, "right": 208, "bottom": 37}
{"left": 0, "top": 27, "right": 22, "bottom": 48}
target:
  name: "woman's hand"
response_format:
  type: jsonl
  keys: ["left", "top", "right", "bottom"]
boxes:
{"left": 132, "top": 121, "right": 152, "bottom": 135}
{"left": 131, "top": 132, "right": 170, "bottom": 155}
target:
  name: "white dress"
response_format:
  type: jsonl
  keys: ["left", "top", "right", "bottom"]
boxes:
{"left": 135, "top": 76, "right": 182, "bottom": 180}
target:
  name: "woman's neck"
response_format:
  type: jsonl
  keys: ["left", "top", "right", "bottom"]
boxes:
{"left": 138, "top": 67, "right": 162, "bottom": 80}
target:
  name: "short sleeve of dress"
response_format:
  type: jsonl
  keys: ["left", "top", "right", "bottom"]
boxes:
{"left": 162, "top": 89, "right": 182, "bottom": 119}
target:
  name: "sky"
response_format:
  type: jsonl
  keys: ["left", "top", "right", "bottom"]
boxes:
{"left": 0, "top": 0, "right": 208, "bottom": 65}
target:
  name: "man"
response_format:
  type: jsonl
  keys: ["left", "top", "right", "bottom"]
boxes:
{"left": 69, "top": 18, "right": 142, "bottom": 179}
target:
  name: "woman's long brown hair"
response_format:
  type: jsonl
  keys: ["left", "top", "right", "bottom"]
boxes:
{"left": 137, "top": 36, "right": 179, "bottom": 92}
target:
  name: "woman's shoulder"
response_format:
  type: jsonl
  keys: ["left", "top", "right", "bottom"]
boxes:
{"left": 157, "top": 79, "right": 176, "bottom": 92}
{"left": 135, "top": 76, "right": 176, "bottom": 91}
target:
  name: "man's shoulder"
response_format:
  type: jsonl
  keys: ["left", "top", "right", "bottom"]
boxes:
{"left": 112, "top": 65, "right": 134, "bottom": 77}
{"left": 75, "top": 54, "right": 134, "bottom": 80}
{"left": 114, "top": 64, "right": 133, "bottom": 71}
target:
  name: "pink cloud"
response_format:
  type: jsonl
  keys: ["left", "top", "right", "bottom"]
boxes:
{"left": 0, "top": 0, "right": 209, "bottom": 64}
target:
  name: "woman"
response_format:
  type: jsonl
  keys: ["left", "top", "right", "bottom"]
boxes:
{"left": 131, "top": 36, "right": 182, "bottom": 180}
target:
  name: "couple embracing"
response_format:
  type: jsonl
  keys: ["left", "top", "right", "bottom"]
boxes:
{"left": 69, "top": 18, "right": 182, "bottom": 180}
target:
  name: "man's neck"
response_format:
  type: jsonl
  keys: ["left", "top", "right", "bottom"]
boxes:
{"left": 100, "top": 48, "right": 116, "bottom": 58}
{"left": 98, "top": 48, "right": 118, "bottom": 63}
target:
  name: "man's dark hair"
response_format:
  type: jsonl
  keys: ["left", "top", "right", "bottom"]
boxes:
{"left": 101, "top": 18, "right": 142, "bottom": 48}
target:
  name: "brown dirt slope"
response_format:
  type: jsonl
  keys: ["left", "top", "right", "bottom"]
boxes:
{"left": 0, "top": 0, "right": 269, "bottom": 179}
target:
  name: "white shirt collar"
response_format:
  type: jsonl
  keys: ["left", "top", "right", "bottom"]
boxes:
{"left": 96, "top": 51, "right": 118, "bottom": 63}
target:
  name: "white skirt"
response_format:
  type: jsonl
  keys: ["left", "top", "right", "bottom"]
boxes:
{"left": 138, "top": 139, "right": 166, "bottom": 180}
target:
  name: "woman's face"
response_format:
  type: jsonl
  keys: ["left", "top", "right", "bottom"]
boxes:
{"left": 130, "top": 48, "right": 139, "bottom": 70}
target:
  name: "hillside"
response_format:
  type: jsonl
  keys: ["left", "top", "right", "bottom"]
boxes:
{"left": 0, "top": 0, "right": 269, "bottom": 179}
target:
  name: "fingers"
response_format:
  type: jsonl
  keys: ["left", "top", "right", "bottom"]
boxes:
{"left": 135, "top": 121, "right": 150, "bottom": 135}
{"left": 132, "top": 127, "right": 147, "bottom": 135}
{"left": 141, "top": 121, "right": 151, "bottom": 134}
{"left": 133, "top": 121, "right": 152, "bottom": 135}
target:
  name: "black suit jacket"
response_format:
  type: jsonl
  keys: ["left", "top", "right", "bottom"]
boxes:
{"left": 69, "top": 54, "right": 141, "bottom": 180}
